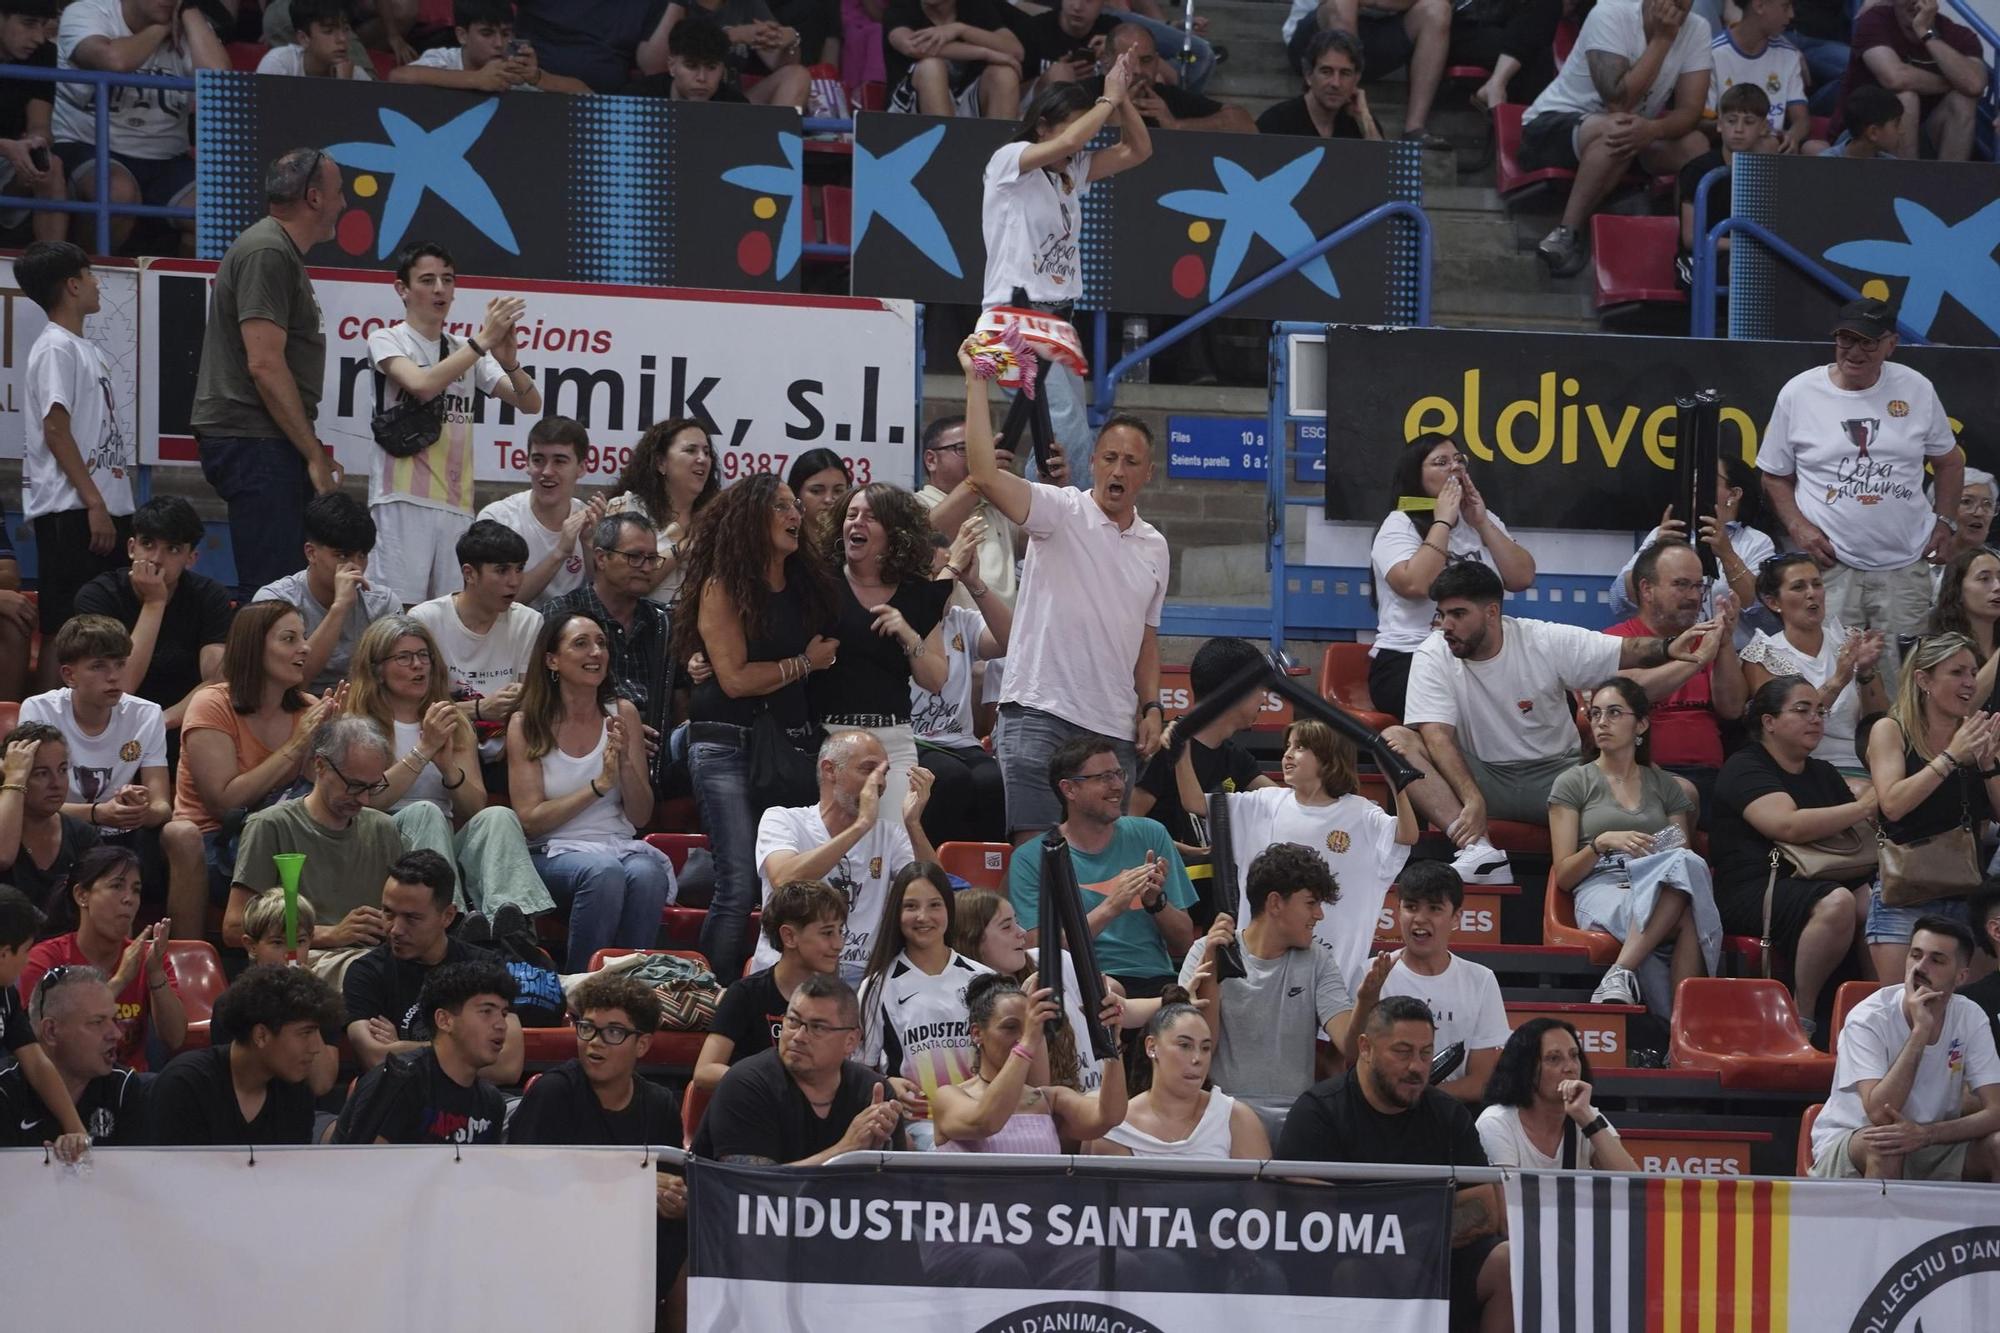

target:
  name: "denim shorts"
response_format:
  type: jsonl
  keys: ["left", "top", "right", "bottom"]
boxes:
{"left": 1864, "top": 879, "right": 1971, "bottom": 944}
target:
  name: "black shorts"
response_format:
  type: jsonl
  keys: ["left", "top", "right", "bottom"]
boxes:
{"left": 51, "top": 143, "right": 196, "bottom": 209}
{"left": 1450, "top": 1234, "right": 1503, "bottom": 1331}
{"left": 1520, "top": 111, "right": 1587, "bottom": 170}
{"left": 1286, "top": 10, "right": 1417, "bottom": 78}
{"left": 31, "top": 509, "right": 132, "bottom": 633}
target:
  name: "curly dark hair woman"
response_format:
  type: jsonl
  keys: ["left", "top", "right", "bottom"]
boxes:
{"left": 673, "top": 472, "right": 839, "bottom": 981}
{"left": 809, "top": 481, "right": 953, "bottom": 821}
{"left": 608, "top": 416, "right": 719, "bottom": 605}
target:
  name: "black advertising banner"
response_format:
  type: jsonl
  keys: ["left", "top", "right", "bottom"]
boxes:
{"left": 851, "top": 113, "right": 1424, "bottom": 323}
{"left": 1321, "top": 325, "right": 1998, "bottom": 530}
{"left": 1729, "top": 154, "right": 2000, "bottom": 347}
{"left": 688, "top": 1159, "right": 1452, "bottom": 1331}
{"left": 192, "top": 71, "right": 803, "bottom": 291}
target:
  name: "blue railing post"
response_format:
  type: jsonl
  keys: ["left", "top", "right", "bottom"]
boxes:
{"left": 1697, "top": 215, "right": 1931, "bottom": 345}
{"left": 1688, "top": 165, "right": 1729, "bottom": 338}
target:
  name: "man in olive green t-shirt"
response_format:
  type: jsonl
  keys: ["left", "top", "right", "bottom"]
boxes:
{"left": 191, "top": 147, "right": 347, "bottom": 600}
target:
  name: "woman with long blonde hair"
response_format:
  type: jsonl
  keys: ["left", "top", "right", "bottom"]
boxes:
{"left": 345, "top": 614, "right": 552, "bottom": 919}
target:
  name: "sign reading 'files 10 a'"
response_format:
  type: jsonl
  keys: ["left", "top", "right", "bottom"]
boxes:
{"left": 192, "top": 71, "right": 807, "bottom": 291}
{"left": 1320, "top": 325, "right": 1998, "bottom": 532}
{"left": 850, "top": 113, "right": 1424, "bottom": 323}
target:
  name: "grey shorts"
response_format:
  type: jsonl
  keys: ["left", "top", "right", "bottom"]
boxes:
{"left": 1463, "top": 750, "right": 1577, "bottom": 824}
{"left": 994, "top": 703, "right": 1138, "bottom": 836}
{"left": 1809, "top": 1125, "right": 1969, "bottom": 1179}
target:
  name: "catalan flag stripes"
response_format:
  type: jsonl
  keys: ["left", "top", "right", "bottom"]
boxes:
{"left": 1512, "top": 1174, "right": 1790, "bottom": 1333}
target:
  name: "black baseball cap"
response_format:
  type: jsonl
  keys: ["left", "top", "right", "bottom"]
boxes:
{"left": 1831, "top": 297, "right": 1896, "bottom": 340}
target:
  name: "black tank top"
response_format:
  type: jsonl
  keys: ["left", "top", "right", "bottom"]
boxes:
{"left": 690, "top": 564, "right": 818, "bottom": 741}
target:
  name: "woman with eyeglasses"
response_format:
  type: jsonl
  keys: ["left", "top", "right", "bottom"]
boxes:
{"left": 1861, "top": 632, "right": 2000, "bottom": 981}
{"left": 1741, "top": 553, "right": 1888, "bottom": 783}
{"left": 1929, "top": 467, "right": 1996, "bottom": 579}
{"left": 813, "top": 482, "right": 951, "bottom": 821}
{"left": 1367, "top": 433, "right": 1537, "bottom": 717}
{"left": 930, "top": 972, "right": 1128, "bottom": 1153}
{"left": 672, "top": 473, "right": 840, "bottom": 982}
{"left": 607, "top": 416, "right": 719, "bottom": 606}
{"left": 1711, "top": 675, "right": 1879, "bottom": 1038}
{"left": 173, "top": 601, "right": 346, "bottom": 943}
{"left": 507, "top": 612, "right": 675, "bottom": 969}
{"left": 345, "top": 614, "right": 552, "bottom": 921}
{"left": 1548, "top": 678, "right": 1719, "bottom": 1016}
{"left": 18, "top": 846, "right": 185, "bottom": 1072}
{"left": 1928, "top": 546, "right": 2000, "bottom": 705}
{"left": 1475, "top": 1017, "right": 1639, "bottom": 1172}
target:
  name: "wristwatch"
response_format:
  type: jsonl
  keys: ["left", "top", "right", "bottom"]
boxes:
{"left": 1142, "top": 891, "right": 1166, "bottom": 915}
{"left": 1936, "top": 512, "right": 1959, "bottom": 534}
{"left": 1581, "top": 1113, "right": 1612, "bottom": 1138}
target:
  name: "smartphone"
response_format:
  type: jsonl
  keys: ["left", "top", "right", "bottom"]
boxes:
{"left": 505, "top": 37, "right": 530, "bottom": 58}
{"left": 28, "top": 145, "right": 47, "bottom": 171}
{"left": 1067, "top": 46, "right": 1095, "bottom": 64}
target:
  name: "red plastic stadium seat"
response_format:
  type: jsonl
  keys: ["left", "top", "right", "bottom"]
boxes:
{"left": 1486, "top": 820, "right": 1551, "bottom": 855}
{"left": 0, "top": 702, "right": 19, "bottom": 738}
{"left": 369, "top": 50, "right": 398, "bottom": 80}
{"left": 1317, "top": 642, "right": 1398, "bottom": 731}
{"left": 1797, "top": 1102, "right": 1822, "bottom": 1175}
{"left": 661, "top": 906, "right": 706, "bottom": 948}
{"left": 821, "top": 185, "right": 853, "bottom": 248}
{"left": 1590, "top": 214, "right": 1687, "bottom": 311}
{"left": 937, "top": 841, "right": 1012, "bottom": 889}
{"left": 226, "top": 41, "right": 267, "bottom": 72}
{"left": 1810, "top": 114, "right": 1831, "bottom": 141}
{"left": 1722, "top": 935, "right": 1765, "bottom": 976}
{"left": 166, "top": 940, "right": 226, "bottom": 1048}
{"left": 644, "top": 833, "right": 709, "bottom": 874}
{"left": 1445, "top": 64, "right": 1492, "bottom": 82}
{"left": 857, "top": 81, "right": 888, "bottom": 111}
{"left": 1829, "top": 979, "right": 1887, "bottom": 1058}
{"left": 682, "top": 1083, "right": 713, "bottom": 1143}
{"left": 1670, "top": 977, "right": 1834, "bottom": 1092}
{"left": 1542, "top": 868, "right": 1619, "bottom": 965}
{"left": 1553, "top": 17, "right": 1579, "bottom": 64}
{"left": 1494, "top": 103, "right": 1575, "bottom": 198}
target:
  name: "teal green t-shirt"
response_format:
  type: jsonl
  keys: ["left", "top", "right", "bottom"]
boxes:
{"left": 1007, "top": 817, "right": 1197, "bottom": 980}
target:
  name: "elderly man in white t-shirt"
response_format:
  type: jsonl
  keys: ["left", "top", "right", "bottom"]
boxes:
{"left": 1759, "top": 297, "right": 1963, "bottom": 681}
{"left": 1384, "top": 561, "right": 1718, "bottom": 883}
{"left": 752, "top": 731, "right": 936, "bottom": 984}
{"left": 1810, "top": 916, "right": 2000, "bottom": 1180}
{"left": 959, "top": 338, "right": 1171, "bottom": 842}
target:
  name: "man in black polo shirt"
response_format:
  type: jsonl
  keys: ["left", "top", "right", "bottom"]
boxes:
{"left": 1258, "top": 27, "right": 1381, "bottom": 139}
{"left": 1277, "top": 996, "right": 1512, "bottom": 1332}
{"left": 0, "top": 966, "right": 144, "bottom": 1146}
{"left": 342, "top": 849, "right": 523, "bottom": 1082}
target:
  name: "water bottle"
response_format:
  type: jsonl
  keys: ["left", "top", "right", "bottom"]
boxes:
{"left": 1121, "top": 316, "right": 1150, "bottom": 384}
{"left": 1651, "top": 823, "right": 1687, "bottom": 853}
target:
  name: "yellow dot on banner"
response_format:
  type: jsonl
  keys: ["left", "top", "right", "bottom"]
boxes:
{"left": 353, "top": 174, "right": 378, "bottom": 198}
{"left": 1188, "top": 221, "right": 1211, "bottom": 244}
{"left": 1860, "top": 279, "right": 1890, "bottom": 301}
{"left": 753, "top": 196, "right": 777, "bottom": 220}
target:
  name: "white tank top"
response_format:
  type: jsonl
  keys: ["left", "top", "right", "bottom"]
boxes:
{"left": 538, "top": 708, "right": 634, "bottom": 842}
{"left": 390, "top": 718, "right": 449, "bottom": 814}
{"left": 1102, "top": 1090, "right": 1239, "bottom": 1160}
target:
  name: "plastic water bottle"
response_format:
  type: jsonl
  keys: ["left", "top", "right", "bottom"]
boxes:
{"left": 1651, "top": 824, "right": 1687, "bottom": 853}
{"left": 1121, "top": 316, "right": 1150, "bottom": 384}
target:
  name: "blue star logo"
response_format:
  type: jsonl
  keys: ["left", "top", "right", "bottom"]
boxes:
{"left": 722, "top": 133, "right": 805, "bottom": 281}
{"left": 851, "top": 125, "right": 961, "bottom": 279}
{"left": 325, "top": 100, "right": 517, "bottom": 259}
{"left": 1823, "top": 197, "right": 2000, "bottom": 339}
{"left": 1157, "top": 148, "right": 1338, "bottom": 302}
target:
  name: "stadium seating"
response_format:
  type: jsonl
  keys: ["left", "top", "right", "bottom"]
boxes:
{"left": 1829, "top": 979, "right": 1887, "bottom": 1058}
{"left": 682, "top": 1083, "right": 713, "bottom": 1144}
{"left": 646, "top": 833, "right": 712, "bottom": 945}
{"left": 937, "top": 841, "right": 1012, "bottom": 890}
{"left": 1494, "top": 103, "right": 1574, "bottom": 202}
{"left": 1669, "top": 977, "right": 1833, "bottom": 1092}
{"left": 1316, "top": 642, "right": 1397, "bottom": 732}
{"left": 1797, "top": 1102, "right": 1823, "bottom": 1175}
{"left": 1590, "top": 214, "right": 1686, "bottom": 314}
{"left": 166, "top": 940, "right": 226, "bottom": 1049}
{"left": 1506, "top": 998, "right": 1644, "bottom": 1067}
{"left": 1541, "top": 868, "right": 1619, "bottom": 965}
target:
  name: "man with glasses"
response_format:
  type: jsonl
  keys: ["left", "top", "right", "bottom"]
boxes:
{"left": 1760, "top": 297, "right": 1963, "bottom": 680}
{"left": 692, "top": 972, "right": 907, "bottom": 1165}
{"left": 334, "top": 958, "right": 510, "bottom": 1145}
{"left": 1606, "top": 538, "right": 1747, "bottom": 822}
{"left": 342, "top": 849, "right": 523, "bottom": 1083}
{"left": 544, "top": 510, "right": 673, "bottom": 784}
{"left": 226, "top": 717, "right": 407, "bottom": 988}
{"left": 918, "top": 413, "right": 1020, "bottom": 610}
{"left": 0, "top": 964, "right": 144, "bottom": 1147}
{"left": 1007, "top": 735, "right": 1197, "bottom": 1001}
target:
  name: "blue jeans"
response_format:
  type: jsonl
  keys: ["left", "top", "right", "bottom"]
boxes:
{"left": 530, "top": 844, "right": 674, "bottom": 970}
{"left": 993, "top": 704, "right": 1138, "bottom": 836}
{"left": 196, "top": 435, "right": 313, "bottom": 602}
{"left": 1109, "top": 12, "right": 1216, "bottom": 92}
{"left": 690, "top": 735, "right": 760, "bottom": 980}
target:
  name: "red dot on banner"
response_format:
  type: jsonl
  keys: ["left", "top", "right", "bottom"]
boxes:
{"left": 737, "top": 231, "right": 773, "bottom": 277}
{"left": 337, "top": 209, "right": 373, "bottom": 256}
{"left": 1171, "top": 254, "right": 1206, "bottom": 299}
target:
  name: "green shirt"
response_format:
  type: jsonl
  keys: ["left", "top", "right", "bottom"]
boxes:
{"left": 1007, "top": 816, "right": 1197, "bottom": 981}
{"left": 191, "top": 216, "right": 325, "bottom": 439}
{"left": 232, "top": 799, "right": 404, "bottom": 924}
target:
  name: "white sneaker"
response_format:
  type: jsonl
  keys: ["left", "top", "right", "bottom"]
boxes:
{"left": 1591, "top": 964, "right": 1641, "bottom": 1006}
{"left": 1450, "top": 841, "right": 1513, "bottom": 885}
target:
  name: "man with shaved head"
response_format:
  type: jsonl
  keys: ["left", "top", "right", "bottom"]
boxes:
{"left": 750, "top": 730, "right": 936, "bottom": 983}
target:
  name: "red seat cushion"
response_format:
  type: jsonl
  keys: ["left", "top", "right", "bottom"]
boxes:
{"left": 1494, "top": 103, "right": 1576, "bottom": 197}
{"left": 1591, "top": 214, "right": 1687, "bottom": 310}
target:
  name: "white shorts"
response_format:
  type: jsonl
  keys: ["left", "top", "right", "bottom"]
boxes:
{"left": 368, "top": 501, "right": 471, "bottom": 606}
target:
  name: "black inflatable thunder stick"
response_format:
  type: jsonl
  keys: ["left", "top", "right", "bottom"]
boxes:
{"left": 1037, "top": 834, "right": 1119, "bottom": 1059}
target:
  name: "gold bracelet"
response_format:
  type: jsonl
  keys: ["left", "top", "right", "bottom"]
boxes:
{"left": 0, "top": 782, "right": 22, "bottom": 793}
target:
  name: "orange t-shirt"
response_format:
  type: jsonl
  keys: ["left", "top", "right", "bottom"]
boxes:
{"left": 171, "top": 685, "right": 305, "bottom": 833}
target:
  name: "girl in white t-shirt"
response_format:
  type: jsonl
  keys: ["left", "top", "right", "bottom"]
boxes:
{"left": 1367, "top": 434, "right": 1535, "bottom": 718}
{"left": 1740, "top": 553, "right": 1889, "bottom": 781}
{"left": 981, "top": 61, "right": 1151, "bottom": 490}
{"left": 1474, "top": 1018, "right": 1637, "bottom": 1172}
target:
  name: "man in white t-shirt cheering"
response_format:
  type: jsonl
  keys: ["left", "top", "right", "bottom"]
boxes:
{"left": 409, "top": 519, "right": 543, "bottom": 763}
{"left": 753, "top": 730, "right": 937, "bottom": 983}
{"left": 1809, "top": 916, "right": 2000, "bottom": 1180}
{"left": 1385, "top": 561, "right": 1718, "bottom": 883}
{"left": 366, "top": 240, "right": 542, "bottom": 608}
{"left": 1758, "top": 297, "right": 1962, "bottom": 680}
{"left": 959, "top": 338, "right": 1172, "bottom": 841}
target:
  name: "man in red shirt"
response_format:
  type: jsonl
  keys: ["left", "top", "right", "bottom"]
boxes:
{"left": 1606, "top": 540, "right": 1746, "bottom": 823}
{"left": 1838, "top": 0, "right": 1987, "bottom": 159}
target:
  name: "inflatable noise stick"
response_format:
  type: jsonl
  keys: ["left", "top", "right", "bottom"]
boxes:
{"left": 273, "top": 853, "right": 306, "bottom": 964}
{"left": 1037, "top": 833, "right": 1118, "bottom": 1061}
{"left": 1163, "top": 657, "right": 1424, "bottom": 793}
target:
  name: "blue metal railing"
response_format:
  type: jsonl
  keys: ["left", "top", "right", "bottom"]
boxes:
{"left": 0, "top": 62, "right": 197, "bottom": 256}
{"left": 1942, "top": 0, "right": 2000, "bottom": 159}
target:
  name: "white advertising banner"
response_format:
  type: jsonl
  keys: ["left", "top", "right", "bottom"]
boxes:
{"left": 5, "top": 1145, "right": 656, "bottom": 1329}
{"left": 138, "top": 259, "right": 921, "bottom": 490}
{"left": 0, "top": 256, "right": 141, "bottom": 464}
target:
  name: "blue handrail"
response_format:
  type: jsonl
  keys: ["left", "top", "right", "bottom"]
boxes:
{"left": 1692, "top": 213, "right": 1930, "bottom": 344}
{"left": 1088, "top": 200, "right": 1433, "bottom": 426}
{"left": 0, "top": 62, "right": 198, "bottom": 257}
{"left": 1941, "top": 0, "right": 2000, "bottom": 158}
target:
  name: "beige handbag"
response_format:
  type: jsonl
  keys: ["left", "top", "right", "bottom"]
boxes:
{"left": 1760, "top": 824, "right": 1878, "bottom": 978}
{"left": 1878, "top": 768, "right": 1982, "bottom": 908}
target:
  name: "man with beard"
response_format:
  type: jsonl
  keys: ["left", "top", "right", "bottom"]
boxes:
{"left": 1382, "top": 561, "right": 1719, "bottom": 886}
{"left": 1810, "top": 916, "right": 2000, "bottom": 1179}
{"left": 1277, "top": 996, "right": 1512, "bottom": 1333}
{"left": 1606, "top": 539, "right": 1747, "bottom": 821}
{"left": 0, "top": 966, "right": 145, "bottom": 1146}
{"left": 334, "top": 959, "right": 512, "bottom": 1145}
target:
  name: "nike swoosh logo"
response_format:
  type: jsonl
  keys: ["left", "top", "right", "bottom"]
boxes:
{"left": 1287, "top": 987, "right": 1304, "bottom": 997}
{"left": 19, "top": 1118, "right": 37, "bottom": 1131}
